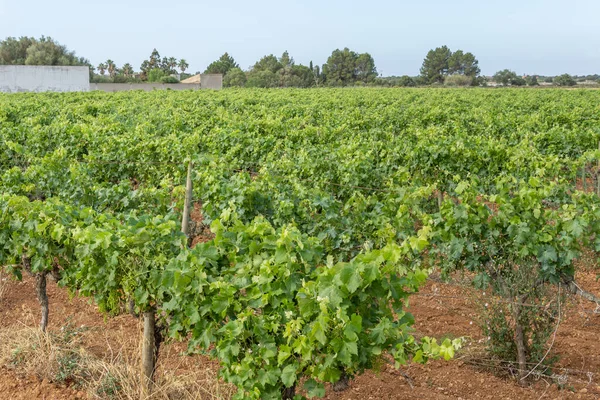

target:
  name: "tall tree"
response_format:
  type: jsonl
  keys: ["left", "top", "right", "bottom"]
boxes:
{"left": 251, "top": 54, "right": 282, "bottom": 74}
{"left": 148, "top": 49, "right": 160, "bottom": 69}
{"left": 223, "top": 67, "right": 247, "bottom": 87}
{"left": 0, "top": 36, "right": 36, "bottom": 64}
{"left": 448, "top": 51, "right": 480, "bottom": 78}
{"left": 178, "top": 59, "right": 189, "bottom": 74}
{"left": 419, "top": 46, "right": 452, "bottom": 84}
{"left": 278, "top": 51, "right": 294, "bottom": 87}
{"left": 106, "top": 59, "right": 116, "bottom": 77}
{"left": 355, "top": 52, "right": 378, "bottom": 83}
{"left": 205, "top": 52, "right": 239, "bottom": 75}
{"left": 421, "top": 46, "right": 480, "bottom": 85}
{"left": 322, "top": 48, "right": 359, "bottom": 86}
{"left": 97, "top": 62, "right": 107, "bottom": 76}
{"left": 122, "top": 63, "right": 134, "bottom": 77}
{"left": 168, "top": 57, "right": 178, "bottom": 72}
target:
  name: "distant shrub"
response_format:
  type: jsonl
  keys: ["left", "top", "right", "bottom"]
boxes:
{"left": 397, "top": 75, "right": 417, "bottom": 87}
{"left": 525, "top": 75, "right": 539, "bottom": 86}
{"left": 91, "top": 74, "right": 112, "bottom": 83}
{"left": 553, "top": 74, "right": 577, "bottom": 86}
{"left": 147, "top": 68, "right": 166, "bottom": 82}
{"left": 444, "top": 75, "right": 473, "bottom": 87}
{"left": 160, "top": 76, "right": 179, "bottom": 84}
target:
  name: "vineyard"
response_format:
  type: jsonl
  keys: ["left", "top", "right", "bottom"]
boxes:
{"left": 0, "top": 88, "right": 600, "bottom": 399}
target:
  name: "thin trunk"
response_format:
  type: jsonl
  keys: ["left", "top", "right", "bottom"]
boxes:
{"left": 128, "top": 298, "right": 139, "bottom": 318}
{"left": 141, "top": 311, "right": 156, "bottom": 397}
{"left": 582, "top": 165, "right": 586, "bottom": 192}
{"left": 437, "top": 191, "right": 444, "bottom": 212}
{"left": 333, "top": 370, "right": 350, "bottom": 392}
{"left": 281, "top": 384, "right": 296, "bottom": 400}
{"left": 35, "top": 272, "right": 49, "bottom": 332}
{"left": 511, "top": 298, "right": 527, "bottom": 382}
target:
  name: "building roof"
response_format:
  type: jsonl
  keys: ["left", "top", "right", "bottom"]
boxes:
{"left": 180, "top": 74, "right": 201, "bottom": 84}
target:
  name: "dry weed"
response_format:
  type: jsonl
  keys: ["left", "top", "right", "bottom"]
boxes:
{"left": 0, "top": 323, "right": 234, "bottom": 400}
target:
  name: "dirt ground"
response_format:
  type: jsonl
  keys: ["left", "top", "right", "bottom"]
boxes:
{"left": 0, "top": 263, "right": 598, "bottom": 399}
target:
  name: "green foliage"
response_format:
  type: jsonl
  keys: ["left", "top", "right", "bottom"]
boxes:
{"left": 246, "top": 70, "right": 279, "bottom": 88}
{"left": 160, "top": 76, "right": 179, "bottom": 84}
{"left": 0, "top": 36, "right": 36, "bottom": 64}
{"left": 553, "top": 74, "right": 577, "bottom": 87}
{"left": 493, "top": 69, "right": 526, "bottom": 86}
{"left": 525, "top": 75, "right": 539, "bottom": 86}
{"left": 224, "top": 68, "right": 247, "bottom": 87}
{"left": 322, "top": 48, "right": 377, "bottom": 86}
{"left": 1, "top": 88, "right": 600, "bottom": 397}
{"left": 205, "top": 52, "right": 239, "bottom": 75}
{"left": 478, "top": 270, "right": 561, "bottom": 374}
{"left": 420, "top": 46, "right": 479, "bottom": 85}
{"left": 0, "top": 36, "right": 89, "bottom": 66}
{"left": 147, "top": 68, "right": 166, "bottom": 82}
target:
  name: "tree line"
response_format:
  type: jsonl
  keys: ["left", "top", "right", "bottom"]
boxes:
{"left": 0, "top": 36, "right": 593, "bottom": 88}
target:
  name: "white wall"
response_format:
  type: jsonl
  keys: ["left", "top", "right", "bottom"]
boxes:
{"left": 0, "top": 66, "right": 90, "bottom": 93}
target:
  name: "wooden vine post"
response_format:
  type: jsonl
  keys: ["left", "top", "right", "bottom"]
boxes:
{"left": 140, "top": 160, "right": 193, "bottom": 398}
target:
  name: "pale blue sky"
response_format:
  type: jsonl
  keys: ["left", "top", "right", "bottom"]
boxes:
{"left": 0, "top": 0, "right": 598, "bottom": 76}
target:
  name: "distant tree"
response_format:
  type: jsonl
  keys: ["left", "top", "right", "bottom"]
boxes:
{"left": 252, "top": 54, "right": 282, "bottom": 74}
{"left": 448, "top": 51, "right": 480, "bottom": 80}
{"left": 525, "top": 75, "right": 539, "bottom": 86}
{"left": 397, "top": 75, "right": 417, "bottom": 87}
{"left": 148, "top": 49, "right": 161, "bottom": 69}
{"left": 278, "top": 51, "right": 295, "bottom": 87}
{"left": 148, "top": 68, "right": 166, "bottom": 82}
{"left": 420, "top": 46, "right": 480, "bottom": 85}
{"left": 355, "top": 53, "right": 378, "bottom": 84}
{"left": 10, "top": 36, "right": 90, "bottom": 66}
{"left": 246, "top": 70, "right": 279, "bottom": 88}
{"left": 122, "top": 63, "right": 134, "bottom": 77}
{"left": 419, "top": 46, "right": 452, "bottom": 84}
{"left": 223, "top": 67, "right": 247, "bottom": 87}
{"left": 205, "top": 52, "right": 239, "bottom": 75}
{"left": 309, "top": 60, "right": 322, "bottom": 86}
{"left": 106, "top": 60, "right": 116, "bottom": 77}
{"left": 493, "top": 69, "right": 522, "bottom": 86}
{"left": 553, "top": 73, "right": 577, "bottom": 86}
{"left": 512, "top": 76, "right": 526, "bottom": 86}
{"left": 167, "top": 57, "right": 178, "bottom": 73}
{"left": 544, "top": 77, "right": 554, "bottom": 83}
{"left": 140, "top": 60, "right": 150, "bottom": 75}
{"left": 97, "top": 62, "right": 107, "bottom": 76}
{"left": 160, "top": 75, "right": 179, "bottom": 83}
{"left": 0, "top": 36, "right": 36, "bottom": 64}
{"left": 322, "top": 48, "right": 359, "bottom": 86}
{"left": 178, "top": 59, "right": 189, "bottom": 74}
{"left": 296, "top": 64, "right": 316, "bottom": 87}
